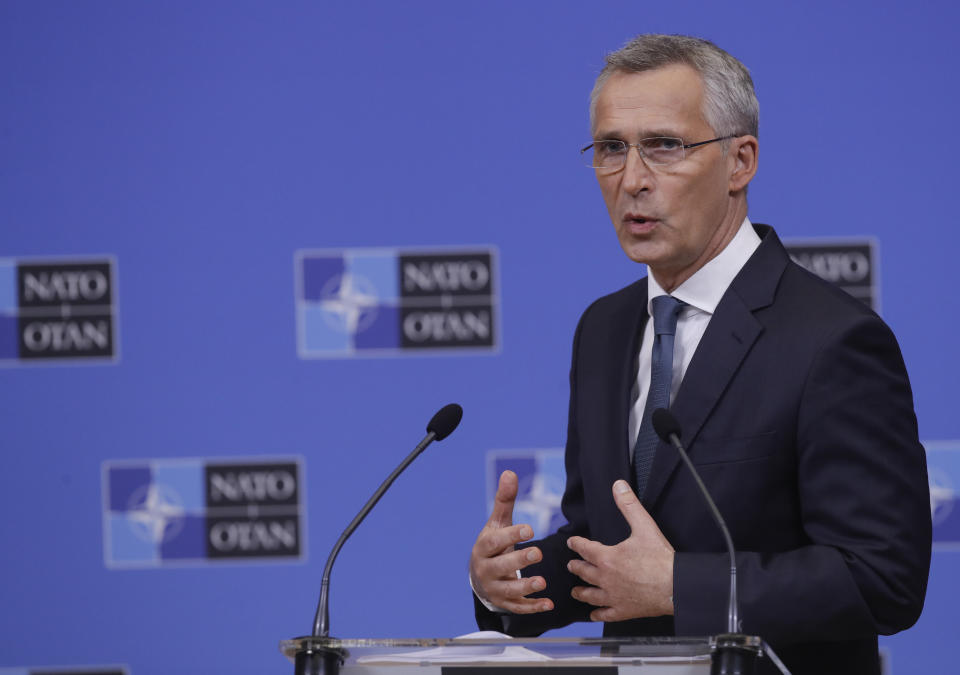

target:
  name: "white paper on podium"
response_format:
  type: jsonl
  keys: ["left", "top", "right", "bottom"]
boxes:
{"left": 356, "top": 632, "right": 552, "bottom": 664}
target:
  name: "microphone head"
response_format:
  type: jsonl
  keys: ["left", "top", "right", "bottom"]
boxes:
{"left": 427, "top": 403, "right": 463, "bottom": 441}
{"left": 652, "top": 408, "right": 682, "bottom": 442}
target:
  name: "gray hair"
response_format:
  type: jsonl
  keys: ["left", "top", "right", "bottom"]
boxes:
{"left": 589, "top": 34, "right": 759, "bottom": 140}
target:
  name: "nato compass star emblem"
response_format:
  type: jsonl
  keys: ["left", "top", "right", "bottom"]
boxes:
{"left": 930, "top": 467, "right": 954, "bottom": 528}
{"left": 923, "top": 441, "right": 960, "bottom": 549}
{"left": 125, "top": 483, "right": 186, "bottom": 544}
{"left": 103, "top": 461, "right": 208, "bottom": 567}
{"left": 296, "top": 250, "right": 402, "bottom": 356}
{"left": 514, "top": 471, "right": 564, "bottom": 537}
{"left": 487, "top": 450, "right": 567, "bottom": 539}
{"left": 319, "top": 272, "right": 379, "bottom": 334}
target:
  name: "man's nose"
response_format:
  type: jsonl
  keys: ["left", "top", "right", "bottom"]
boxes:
{"left": 621, "top": 145, "right": 653, "bottom": 195}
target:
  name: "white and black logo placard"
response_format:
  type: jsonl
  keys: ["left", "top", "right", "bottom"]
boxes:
{"left": 103, "top": 457, "right": 305, "bottom": 567}
{"left": 0, "top": 257, "right": 118, "bottom": 364}
{"left": 784, "top": 239, "right": 878, "bottom": 311}
{"left": 296, "top": 246, "right": 499, "bottom": 357}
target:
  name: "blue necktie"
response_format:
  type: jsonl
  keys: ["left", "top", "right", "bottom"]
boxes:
{"left": 633, "top": 295, "right": 685, "bottom": 499}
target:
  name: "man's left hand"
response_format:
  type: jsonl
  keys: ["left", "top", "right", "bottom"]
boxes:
{"left": 566, "top": 480, "right": 675, "bottom": 621}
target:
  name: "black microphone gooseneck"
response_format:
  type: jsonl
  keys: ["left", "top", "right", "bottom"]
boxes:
{"left": 312, "top": 402, "right": 463, "bottom": 637}
{"left": 295, "top": 403, "right": 463, "bottom": 675}
{"left": 651, "top": 408, "right": 738, "bottom": 634}
{"left": 652, "top": 408, "right": 758, "bottom": 675}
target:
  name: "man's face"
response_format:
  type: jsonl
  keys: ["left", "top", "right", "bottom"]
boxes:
{"left": 593, "top": 65, "right": 746, "bottom": 287}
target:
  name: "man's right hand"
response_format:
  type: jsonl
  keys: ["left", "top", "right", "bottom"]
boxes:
{"left": 469, "top": 470, "right": 554, "bottom": 614}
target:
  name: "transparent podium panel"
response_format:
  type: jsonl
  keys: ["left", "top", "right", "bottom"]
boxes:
{"left": 280, "top": 634, "right": 790, "bottom": 675}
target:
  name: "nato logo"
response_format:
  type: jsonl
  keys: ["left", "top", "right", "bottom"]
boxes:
{"left": 784, "top": 238, "right": 879, "bottom": 311}
{"left": 295, "top": 247, "right": 499, "bottom": 357}
{"left": 102, "top": 457, "right": 305, "bottom": 567}
{"left": 486, "top": 450, "right": 566, "bottom": 538}
{"left": 0, "top": 257, "right": 117, "bottom": 365}
{"left": 925, "top": 441, "right": 960, "bottom": 550}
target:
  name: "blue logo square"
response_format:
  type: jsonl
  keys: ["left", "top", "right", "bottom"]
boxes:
{"left": 299, "top": 251, "right": 398, "bottom": 356}
{"left": 353, "top": 305, "right": 399, "bottom": 350}
{"left": 104, "top": 461, "right": 202, "bottom": 567}
{"left": 926, "top": 441, "right": 960, "bottom": 549}
{"left": 302, "top": 256, "right": 345, "bottom": 302}
{"left": 109, "top": 466, "right": 152, "bottom": 511}
{"left": 302, "top": 305, "right": 351, "bottom": 353}
{"left": 487, "top": 449, "right": 566, "bottom": 538}
{"left": 0, "top": 260, "right": 15, "bottom": 312}
{"left": 109, "top": 513, "right": 159, "bottom": 564}
{"left": 160, "top": 514, "right": 206, "bottom": 559}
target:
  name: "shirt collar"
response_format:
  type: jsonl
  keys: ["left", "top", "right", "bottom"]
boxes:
{"left": 647, "top": 217, "right": 761, "bottom": 315}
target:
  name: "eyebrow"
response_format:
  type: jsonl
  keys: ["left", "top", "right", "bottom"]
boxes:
{"left": 594, "top": 128, "right": 683, "bottom": 141}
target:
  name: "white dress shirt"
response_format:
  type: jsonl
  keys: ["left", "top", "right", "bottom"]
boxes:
{"left": 628, "top": 218, "right": 761, "bottom": 456}
{"left": 474, "top": 218, "right": 760, "bottom": 611}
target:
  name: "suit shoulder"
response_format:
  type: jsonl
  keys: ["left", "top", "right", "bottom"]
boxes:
{"left": 758, "top": 260, "right": 908, "bottom": 364}
{"left": 578, "top": 278, "right": 646, "bottom": 326}
{"left": 778, "top": 258, "right": 882, "bottom": 324}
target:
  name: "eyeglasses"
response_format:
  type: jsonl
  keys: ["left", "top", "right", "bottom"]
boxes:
{"left": 580, "top": 135, "right": 735, "bottom": 170}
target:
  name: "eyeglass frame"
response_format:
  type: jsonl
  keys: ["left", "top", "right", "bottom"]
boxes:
{"left": 580, "top": 135, "right": 737, "bottom": 170}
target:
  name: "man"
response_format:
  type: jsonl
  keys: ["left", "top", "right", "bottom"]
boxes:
{"left": 469, "top": 34, "right": 931, "bottom": 675}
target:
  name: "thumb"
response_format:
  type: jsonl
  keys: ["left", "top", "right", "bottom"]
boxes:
{"left": 611, "top": 479, "right": 659, "bottom": 536}
{"left": 488, "top": 470, "right": 518, "bottom": 528}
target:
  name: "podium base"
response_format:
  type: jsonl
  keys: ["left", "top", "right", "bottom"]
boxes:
{"left": 711, "top": 634, "right": 760, "bottom": 675}
{"left": 294, "top": 645, "right": 345, "bottom": 675}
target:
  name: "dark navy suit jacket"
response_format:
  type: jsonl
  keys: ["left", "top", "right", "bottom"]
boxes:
{"left": 476, "top": 225, "right": 931, "bottom": 675}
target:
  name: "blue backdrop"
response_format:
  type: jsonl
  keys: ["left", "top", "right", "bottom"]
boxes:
{"left": 1, "top": 1, "right": 958, "bottom": 673}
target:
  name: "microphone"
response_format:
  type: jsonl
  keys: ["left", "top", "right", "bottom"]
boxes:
{"left": 652, "top": 408, "right": 756, "bottom": 675}
{"left": 426, "top": 403, "right": 463, "bottom": 440}
{"left": 295, "top": 403, "right": 463, "bottom": 675}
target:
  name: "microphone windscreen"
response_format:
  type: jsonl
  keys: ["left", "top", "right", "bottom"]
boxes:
{"left": 652, "top": 408, "right": 682, "bottom": 442}
{"left": 427, "top": 403, "right": 463, "bottom": 441}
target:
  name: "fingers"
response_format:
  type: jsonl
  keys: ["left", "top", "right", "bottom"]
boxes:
{"left": 611, "top": 479, "right": 657, "bottom": 534}
{"left": 566, "top": 555, "right": 600, "bottom": 586}
{"left": 611, "top": 480, "right": 673, "bottom": 552}
{"left": 486, "top": 575, "right": 552, "bottom": 610}
{"left": 471, "top": 473, "right": 549, "bottom": 615}
{"left": 475, "top": 523, "right": 534, "bottom": 558}
{"left": 493, "top": 591, "right": 554, "bottom": 615}
{"left": 588, "top": 606, "right": 621, "bottom": 622}
{"left": 476, "top": 544, "right": 543, "bottom": 578}
{"left": 470, "top": 540, "right": 544, "bottom": 610}
{"left": 566, "top": 535, "right": 605, "bottom": 565}
{"left": 571, "top": 584, "right": 605, "bottom": 608}
{"left": 570, "top": 585, "right": 626, "bottom": 622}
{"left": 488, "top": 470, "right": 519, "bottom": 528}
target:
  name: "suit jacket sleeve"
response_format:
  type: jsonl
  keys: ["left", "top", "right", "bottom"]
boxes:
{"left": 673, "top": 311, "right": 931, "bottom": 646}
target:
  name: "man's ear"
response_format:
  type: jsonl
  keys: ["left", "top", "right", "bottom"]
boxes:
{"left": 728, "top": 135, "right": 758, "bottom": 193}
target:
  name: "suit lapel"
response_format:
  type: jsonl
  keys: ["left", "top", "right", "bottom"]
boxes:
{"left": 641, "top": 294, "right": 761, "bottom": 507}
{"left": 603, "top": 281, "right": 649, "bottom": 493}
{"left": 591, "top": 281, "right": 647, "bottom": 544}
{"left": 641, "top": 225, "right": 788, "bottom": 508}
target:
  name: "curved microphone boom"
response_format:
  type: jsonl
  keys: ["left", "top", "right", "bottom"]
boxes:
{"left": 312, "top": 403, "right": 463, "bottom": 638}
{"left": 651, "top": 408, "right": 739, "bottom": 634}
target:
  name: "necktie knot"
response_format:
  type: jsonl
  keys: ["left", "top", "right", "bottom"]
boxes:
{"left": 651, "top": 295, "right": 685, "bottom": 337}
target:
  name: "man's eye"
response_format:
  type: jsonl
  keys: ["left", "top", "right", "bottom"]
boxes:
{"left": 597, "top": 141, "right": 625, "bottom": 155}
{"left": 642, "top": 137, "right": 681, "bottom": 151}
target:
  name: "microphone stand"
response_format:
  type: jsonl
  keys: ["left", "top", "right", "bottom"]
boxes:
{"left": 652, "top": 409, "right": 760, "bottom": 675}
{"left": 293, "top": 404, "right": 463, "bottom": 675}
{"left": 294, "top": 432, "right": 438, "bottom": 675}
